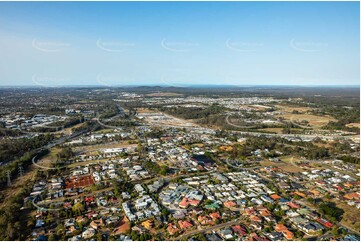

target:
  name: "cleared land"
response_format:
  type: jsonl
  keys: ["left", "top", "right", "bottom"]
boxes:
{"left": 278, "top": 155, "right": 305, "bottom": 172}
{"left": 346, "top": 123, "right": 360, "bottom": 128}
{"left": 331, "top": 199, "right": 360, "bottom": 232}
{"left": 275, "top": 104, "right": 312, "bottom": 113}
{"left": 277, "top": 113, "right": 336, "bottom": 128}
{"left": 137, "top": 108, "right": 199, "bottom": 128}
{"left": 257, "top": 127, "right": 284, "bottom": 134}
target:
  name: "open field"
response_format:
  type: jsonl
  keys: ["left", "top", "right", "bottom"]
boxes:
{"left": 279, "top": 155, "right": 302, "bottom": 163}
{"left": 278, "top": 155, "right": 305, "bottom": 172}
{"left": 0, "top": 168, "right": 36, "bottom": 209}
{"left": 277, "top": 113, "right": 336, "bottom": 128}
{"left": 137, "top": 108, "right": 199, "bottom": 128}
{"left": 257, "top": 127, "right": 284, "bottom": 134}
{"left": 331, "top": 199, "right": 360, "bottom": 232}
{"left": 275, "top": 104, "right": 312, "bottom": 113}
{"left": 280, "top": 164, "right": 305, "bottom": 173}
{"left": 73, "top": 142, "right": 138, "bottom": 154}
{"left": 64, "top": 122, "right": 85, "bottom": 133}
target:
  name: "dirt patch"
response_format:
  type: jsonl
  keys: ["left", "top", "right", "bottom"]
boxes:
{"left": 65, "top": 174, "right": 95, "bottom": 189}
{"left": 346, "top": 123, "right": 360, "bottom": 128}
{"left": 219, "top": 146, "right": 233, "bottom": 152}
{"left": 113, "top": 217, "right": 131, "bottom": 235}
{"left": 73, "top": 142, "right": 137, "bottom": 154}
{"left": 137, "top": 109, "right": 199, "bottom": 128}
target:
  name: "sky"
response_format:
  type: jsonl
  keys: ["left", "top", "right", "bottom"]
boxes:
{"left": 0, "top": 1, "right": 359, "bottom": 87}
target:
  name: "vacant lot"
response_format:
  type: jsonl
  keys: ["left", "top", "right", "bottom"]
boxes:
{"left": 278, "top": 155, "right": 305, "bottom": 172}
{"left": 331, "top": 199, "right": 360, "bottom": 232}
{"left": 65, "top": 174, "right": 94, "bottom": 189}
{"left": 113, "top": 217, "right": 131, "bottom": 235}
{"left": 73, "top": 142, "right": 137, "bottom": 154}
{"left": 138, "top": 109, "right": 199, "bottom": 128}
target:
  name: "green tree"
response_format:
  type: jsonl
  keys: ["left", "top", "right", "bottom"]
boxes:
{"left": 72, "top": 202, "right": 85, "bottom": 215}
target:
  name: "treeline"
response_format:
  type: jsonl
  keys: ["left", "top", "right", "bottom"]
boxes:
{"left": 338, "top": 155, "right": 360, "bottom": 164}
{"left": 160, "top": 103, "right": 224, "bottom": 120}
{"left": 319, "top": 202, "right": 344, "bottom": 222}
{"left": 0, "top": 164, "right": 51, "bottom": 240}
{"left": 56, "top": 147, "right": 73, "bottom": 161}
{"left": 27, "top": 116, "right": 84, "bottom": 133}
{"left": 313, "top": 106, "right": 360, "bottom": 133}
{"left": 98, "top": 103, "right": 120, "bottom": 119}
{"left": 0, "top": 134, "right": 53, "bottom": 163}
{"left": 0, "top": 180, "right": 34, "bottom": 240}
{"left": 226, "top": 135, "right": 330, "bottom": 160}
{"left": 145, "top": 129, "right": 165, "bottom": 139}
{"left": 0, "top": 149, "right": 49, "bottom": 189}
{"left": 113, "top": 179, "right": 134, "bottom": 197}
{"left": 144, "top": 160, "right": 169, "bottom": 176}
{"left": 0, "top": 128, "right": 22, "bottom": 137}
{"left": 51, "top": 115, "right": 84, "bottom": 128}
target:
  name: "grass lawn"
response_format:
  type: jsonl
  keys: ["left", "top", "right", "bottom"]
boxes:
{"left": 257, "top": 127, "right": 284, "bottom": 134}
{"left": 278, "top": 155, "right": 305, "bottom": 172}
{"left": 259, "top": 160, "right": 279, "bottom": 166}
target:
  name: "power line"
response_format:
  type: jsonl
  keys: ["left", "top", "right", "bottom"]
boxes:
{"left": 19, "top": 166, "right": 24, "bottom": 177}
{"left": 6, "top": 171, "right": 11, "bottom": 186}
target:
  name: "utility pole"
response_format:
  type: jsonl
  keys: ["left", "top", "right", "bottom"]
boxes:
{"left": 6, "top": 171, "right": 11, "bottom": 186}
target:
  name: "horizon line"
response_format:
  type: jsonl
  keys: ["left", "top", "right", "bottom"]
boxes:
{"left": 0, "top": 84, "right": 359, "bottom": 89}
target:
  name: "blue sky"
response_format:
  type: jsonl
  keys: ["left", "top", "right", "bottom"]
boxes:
{"left": 0, "top": 1, "right": 359, "bottom": 87}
